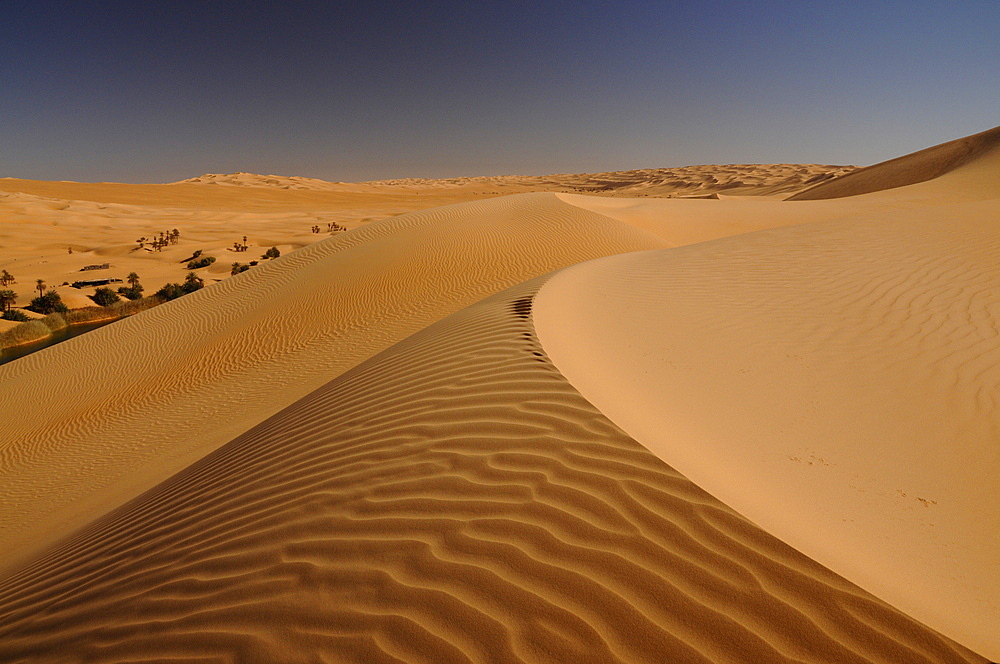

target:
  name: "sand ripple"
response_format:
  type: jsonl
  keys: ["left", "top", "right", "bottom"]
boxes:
{"left": 0, "top": 280, "right": 983, "bottom": 663}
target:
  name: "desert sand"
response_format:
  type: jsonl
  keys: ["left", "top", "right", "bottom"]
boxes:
{"left": 0, "top": 132, "right": 996, "bottom": 662}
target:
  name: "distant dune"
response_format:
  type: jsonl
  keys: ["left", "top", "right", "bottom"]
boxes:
{"left": 177, "top": 162, "right": 858, "bottom": 197}
{"left": 789, "top": 125, "right": 1000, "bottom": 200}
{"left": 0, "top": 131, "right": 996, "bottom": 662}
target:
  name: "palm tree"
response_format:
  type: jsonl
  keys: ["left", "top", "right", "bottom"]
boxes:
{"left": 127, "top": 272, "right": 140, "bottom": 288}
{"left": 0, "top": 289, "right": 15, "bottom": 313}
{"left": 0, "top": 269, "right": 13, "bottom": 287}
{"left": 36, "top": 279, "right": 45, "bottom": 297}
{"left": 136, "top": 236, "right": 146, "bottom": 250}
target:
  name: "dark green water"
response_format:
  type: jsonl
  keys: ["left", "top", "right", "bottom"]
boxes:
{"left": 0, "top": 318, "right": 117, "bottom": 366}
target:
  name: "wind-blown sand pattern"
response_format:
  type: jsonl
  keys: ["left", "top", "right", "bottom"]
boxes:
{"left": 534, "top": 181, "right": 1000, "bottom": 656}
{"left": 0, "top": 193, "right": 664, "bottom": 571}
{"left": 1, "top": 128, "right": 997, "bottom": 662}
{"left": 0, "top": 280, "right": 984, "bottom": 664}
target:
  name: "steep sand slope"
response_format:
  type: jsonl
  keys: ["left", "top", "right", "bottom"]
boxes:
{"left": 0, "top": 280, "right": 983, "bottom": 664}
{"left": 789, "top": 125, "right": 1000, "bottom": 200}
{"left": 0, "top": 193, "right": 665, "bottom": 573}
{"left": 534, "top": 197, "right": 1000, "bottom": 660}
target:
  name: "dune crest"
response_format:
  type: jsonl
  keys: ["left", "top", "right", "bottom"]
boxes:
{"left": 789, "top": 125, "right": 1000, "bottom": 200}
{"left": 0, "top": 193, "right": 663, "bottom": 573}
{"left": 0, "top": 280, "right": 983, "bottom": 663}
{"left": 534, "top": 198, "right": 1000, "bottom": 659}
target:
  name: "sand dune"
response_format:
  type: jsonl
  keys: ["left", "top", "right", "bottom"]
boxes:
{"left": 0, "top": 162, "right": 848, "bottom": 312}
{"left": 1, "top": 128, "right": 996, "bottom": 662}
{"left": 789, "top": 125, "right": 1000, "bottom": 200}
{"left": 534, "top": 198, "right": 1000, "bottom": 659}
{"left": 0, "top": 193, "right": 664, "bottom": 572}
{"left": 0, "top": 279, "right": 983, "bottom": 663}
{"left": 183, "top": 163, "right": 857, "bottom": 197}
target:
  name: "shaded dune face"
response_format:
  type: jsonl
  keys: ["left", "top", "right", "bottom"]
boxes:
{"left": 0, "top": 280, "right": 983, "bottom": 664}
{"left": 788, "top": 125, "right": 1000, "bottom": 200}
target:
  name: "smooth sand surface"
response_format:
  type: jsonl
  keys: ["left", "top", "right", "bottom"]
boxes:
{"left": 534, "top": 140, "right": 1000, "bottom": 659}
{"left": 0, "top": 279, "right": 983, "bottom": 663}
{"left": 789, "top": 125, "right": 1000, "bottom": 201}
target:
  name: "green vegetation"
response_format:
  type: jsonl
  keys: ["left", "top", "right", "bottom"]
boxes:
{"left": 1, "top": 309, "right": 30, "bottom": 322}
{"left": 230, "top": 262, "right": 250, "bottom": 275}
{"left": 0, "top": 270, "right": 14, "bottom": 287}
{"left": 155, "top": 272, "right": 204, "bottom": 301}
{"left": 137, "top": 229, "right": 181, "bottom": 252}
{"left": 118, "top": 272, "right": 144, "bottom": 300}
{"left": 28, "top": 290, "right": 69, "bottom": 315}
{"left": 0, "top": 296, "right": 164, "bottom": 350}
{"left": 0, "top": 289, "right": 15, "bottom": 312}
{"left": 261, "top": 246, "right": 280, "bottom": 260}
{"left": 187, "top": 255, "right": 216, "bottom": 269}
{"left": 91, "top": 287, "right": 121, "bottom": 307}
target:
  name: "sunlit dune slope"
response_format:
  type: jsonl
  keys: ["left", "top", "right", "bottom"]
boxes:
{"left": 0, "top": 280, "right": 983, "bottom": 664}
{"left": 534, "top": 196, "right": 1000, "bottom": 660}
{"left": 0, "top": 193, "right": 664, "bottom": 573}
{"left": 789, "top": 125, "right": 1000, "bottom": 200}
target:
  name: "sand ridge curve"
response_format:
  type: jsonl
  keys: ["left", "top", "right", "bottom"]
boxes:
{"left": 789, "top": 125, "right": 1000, "bottom": 200}
{"left": 0, "top": 192, "right": 665, "bottom": 573}
{"left": 0, "top": 277, "right": 984, "bottom": 664}
{"left": 533, "top": 197, "right": 1000, "bottom": 660}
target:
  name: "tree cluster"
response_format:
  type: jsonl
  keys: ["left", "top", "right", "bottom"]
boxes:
{"left": 137, "top": 229, "right": 181, "bottom": 251}
{"left": 117, "top": 272, "right": 144, "bottom": 300}
{"left": 28, "top": 290, "right": 69, "bottom": 315}
{"left": 155, "top": 272, "right": 204, "bottom": 301}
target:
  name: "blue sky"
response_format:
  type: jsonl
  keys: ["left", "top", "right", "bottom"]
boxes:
{"left": 1, "top": 1, "right": 997, "bottom": 182}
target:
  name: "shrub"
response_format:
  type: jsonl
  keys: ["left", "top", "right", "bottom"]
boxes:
{"left": 91, "top": 286, "right": 121, "bottom": 307}
{"left": 117, "top": 285, "right": 144, "bottom": 300}
{"left": 0, "top": 320, "right": 51, "bottom": 348}
{"left": 155, "top": 283, "right": 185, "bottom": 301}
{"left": 261, "top": 246, "right": 280, "bottom": 260}
{"left": 182, "top": 272, "right": 204, "bottom": 293}
{"left": 27, "top": 290, "right": 69, "bottom": 315}
{"left": 187, "top": 255, "right": 216, "bottom": 269}
{"left": 230, "top": 262, "right": 250, "bottom": 275}
{"left": 1, "top": 309, "right": 30, "bottom": 322}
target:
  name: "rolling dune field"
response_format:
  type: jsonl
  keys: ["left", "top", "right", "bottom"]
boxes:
{"left": 0, "top": 280, "right": 985, "bottom": 664}
{"left": 1, "top": 128, "right": 998, "bottom": 662}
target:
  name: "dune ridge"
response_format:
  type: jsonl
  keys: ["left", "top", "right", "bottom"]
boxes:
{"left": 0, "top": 278, "right": 984, "bottom": 664}
{"left": 0, "top": 192, "right": 667, "bottom": 573}
{"left": 789, "top": 125, "right": 1000, "bottom": 200}
{"left": 533, "top": 197, "right": 1000, "bottom": 659}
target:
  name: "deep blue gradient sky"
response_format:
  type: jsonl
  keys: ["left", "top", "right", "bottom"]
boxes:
{"left": 2, "top": 1, "right": 997, "bottom": 183}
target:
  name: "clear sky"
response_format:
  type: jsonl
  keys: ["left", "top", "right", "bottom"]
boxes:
{"left": 1, "top": 1, "right": 997, "bottom": 183}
